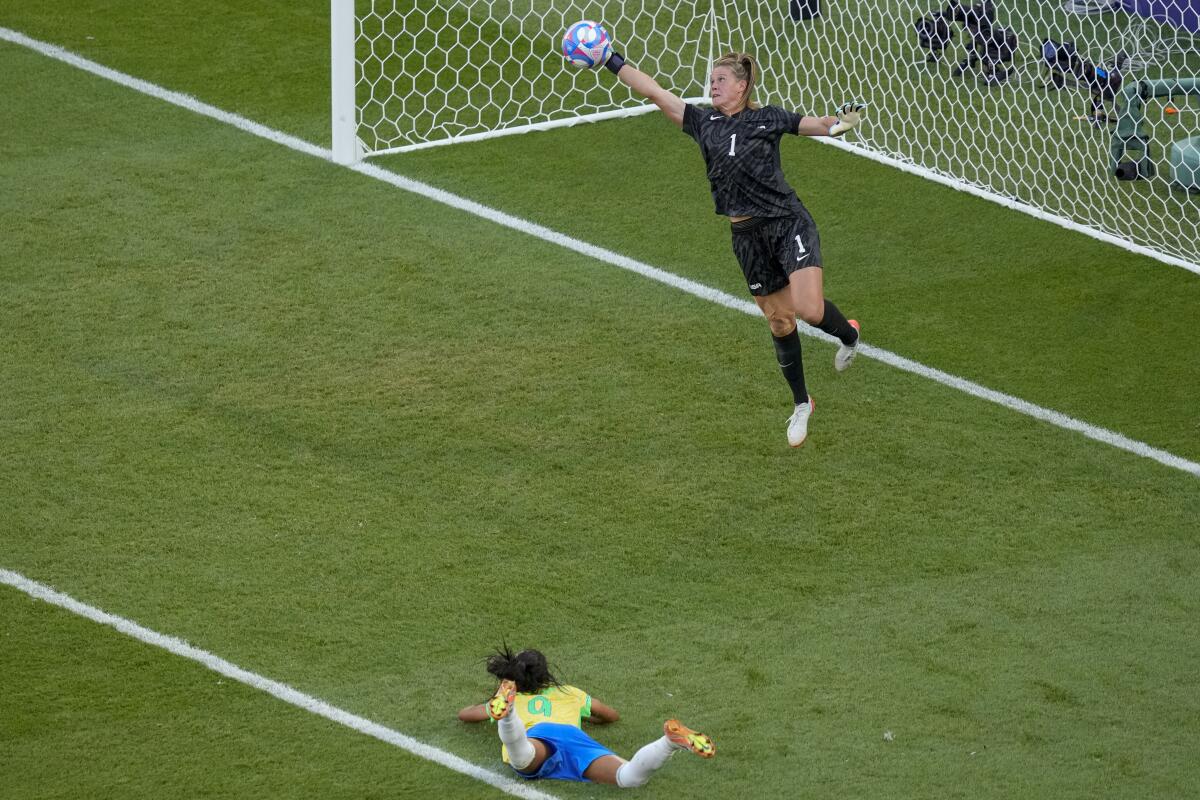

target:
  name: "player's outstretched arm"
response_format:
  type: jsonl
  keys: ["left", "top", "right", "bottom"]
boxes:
{"left": 797, "top": 114, "right": 839, "bottom": 136}
{"left": 584, "top": 698, "right": 621, "bottom": 724}
{"left": 607, "top": 55, "right": 685, "bottom": 128}
{"left": 457, "top": 703, "right": 489, "bottom": 722}
{"left": 796, "top": 102, "right": 867, "bottom": 137}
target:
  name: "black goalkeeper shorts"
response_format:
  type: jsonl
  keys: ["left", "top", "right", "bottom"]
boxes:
{"left": 730, "top": 212, "right": 823, "bottom": 297}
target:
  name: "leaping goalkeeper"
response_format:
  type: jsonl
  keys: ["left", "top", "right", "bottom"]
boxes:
{"left": 600, "top": 45, "right": 866, "bottom": 448}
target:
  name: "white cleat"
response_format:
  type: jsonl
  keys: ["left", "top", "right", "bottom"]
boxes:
{"left": 786, "top": 397, "right": 814, "bottom": 448}
{"left": 835, "top": 320, "right": 861, "bottom": 372}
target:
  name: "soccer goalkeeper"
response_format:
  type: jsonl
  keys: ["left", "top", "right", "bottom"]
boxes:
{"left": 602, "top": 47, "right": 865, "bottom": 448}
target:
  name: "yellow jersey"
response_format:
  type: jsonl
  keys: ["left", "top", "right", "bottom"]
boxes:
{"left": 499, "top": 684, "right": 592, "bottom": 763}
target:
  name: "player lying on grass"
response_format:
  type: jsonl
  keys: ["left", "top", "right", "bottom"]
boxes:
{"left": 458, "top": 646, "right": 714, "bottom": 787}
{"left": 602, "top": 45, "right": 866, "bottom": 447}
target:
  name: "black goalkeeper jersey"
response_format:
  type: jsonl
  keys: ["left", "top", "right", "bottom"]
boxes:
{"left": 682, "top": 103, "right": 806, "bottom": 218}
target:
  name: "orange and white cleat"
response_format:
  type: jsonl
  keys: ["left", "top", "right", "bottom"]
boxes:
{"left": 664, "top": 719, "right": 716, "bottom": 758}
{"left": 486, "top": 679, "right": 517, "bottom": 721}
{"left": 835, "top": 319, "right": 861, "bottom": 372}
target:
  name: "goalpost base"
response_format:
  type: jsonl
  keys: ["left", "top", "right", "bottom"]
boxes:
{"left": 364, "top": 99, "right": 709, "bottom": 158}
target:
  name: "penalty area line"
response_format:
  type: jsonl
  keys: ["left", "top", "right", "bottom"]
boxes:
{"left": 1, "top": 26, "right": 1197, "bottom": 480}
{"left": 0, "top": 568, "right": 561, "bottom": 800}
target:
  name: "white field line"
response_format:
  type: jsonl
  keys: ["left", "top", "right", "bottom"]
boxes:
{"left": 2, "top": 26, "right": 1197, "bottom": 481}
{"left": 0, "top": 568, "right": 562, "bottom": 800}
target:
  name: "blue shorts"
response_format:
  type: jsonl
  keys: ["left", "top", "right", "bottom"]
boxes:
{"left": 514, "top": 723, "right": 616, "bottom": 782}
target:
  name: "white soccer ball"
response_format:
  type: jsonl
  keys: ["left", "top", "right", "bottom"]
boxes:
{"left": 561, "top": 20, "right": 612, "bottom": 70}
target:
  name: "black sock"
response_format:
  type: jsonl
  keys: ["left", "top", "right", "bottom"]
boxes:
{"left": 815, "top": 300, "right": 858, "bottom": 345}
{"left": 771, "top": 328, "right": 809, "bottom": 405}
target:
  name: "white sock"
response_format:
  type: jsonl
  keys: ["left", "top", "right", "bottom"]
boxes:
{"left": 498, "top": 708, "right": 535, "bottom": 770}
{"left": 615, "top": 736, "right": 675, "bottom": 789}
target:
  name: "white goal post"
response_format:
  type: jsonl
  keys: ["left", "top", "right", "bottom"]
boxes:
{"left": 331, "top": 0, "right": 1200, "bottom": 274}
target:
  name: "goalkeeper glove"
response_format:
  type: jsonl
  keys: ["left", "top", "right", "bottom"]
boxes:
{"left": 828, "top": 102, "right": 866, "bottom": 137}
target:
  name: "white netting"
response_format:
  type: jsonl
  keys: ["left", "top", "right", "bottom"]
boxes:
{"left": 348, "top": 1, "right": 1200, "bottom": 270}
{"left": 354, "top": 0, "right": 712, "bottom": 154}
{"left": 720, "top": 0, "right": 1200, "bottom": 270}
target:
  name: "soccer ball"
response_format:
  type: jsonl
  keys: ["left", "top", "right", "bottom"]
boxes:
{"left": 561, "top": 21, "right": 611, "bottom": 70}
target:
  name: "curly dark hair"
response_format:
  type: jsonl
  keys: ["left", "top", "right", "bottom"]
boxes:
{"left": 486, "top": 645, "right": 559, "bottom": 694}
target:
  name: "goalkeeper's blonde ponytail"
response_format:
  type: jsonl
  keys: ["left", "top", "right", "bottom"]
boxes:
{"left": 713, "top": 52, "right": 760, "bottom": 110}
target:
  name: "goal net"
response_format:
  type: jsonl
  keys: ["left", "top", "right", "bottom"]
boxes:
{"left": 333, "top": 0, "right": 1200, "bottom": 273}
{"left": 334, "top": 0, "right": 714, "bottom": 158}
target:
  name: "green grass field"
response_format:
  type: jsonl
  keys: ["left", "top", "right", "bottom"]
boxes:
{"left": 2, "top": 2, "right": 1199, "bottom": 799}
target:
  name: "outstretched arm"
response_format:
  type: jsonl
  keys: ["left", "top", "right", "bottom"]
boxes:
{"left": 608, "top": 57, "right": 685, "bottom": 128}
{"left": 797, "top": 115, "right": 839, "bottom": 136}
{"left": 797, "top": 102, "right": 867, "bottom": 137}
{"left": 457, "top": 703, "right": 489, "bottom": 722}
{"left": 584, "top": 698, "right": 621, "bottom": 724}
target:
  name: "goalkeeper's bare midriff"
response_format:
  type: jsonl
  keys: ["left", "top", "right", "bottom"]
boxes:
{"left": 729, "top": 215, "right": 751, "bottom": 223}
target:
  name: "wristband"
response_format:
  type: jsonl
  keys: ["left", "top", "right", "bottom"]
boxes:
{"left": 605, "top": 51, "right": 626, "bottom": 75}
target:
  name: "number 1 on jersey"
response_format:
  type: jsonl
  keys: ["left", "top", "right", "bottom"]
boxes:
{"left": 795, "top": 234, "right": 807, "bottom": 255}
{"left": 728, "top": 133, "right": 736, "bottom": 157}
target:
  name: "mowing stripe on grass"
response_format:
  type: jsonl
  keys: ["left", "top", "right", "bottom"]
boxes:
{"left": 2, "top": 26, "right": 1197, "bottom": 480}
{"left": 0, "top": 568, "right": 561, "bottom": 800}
